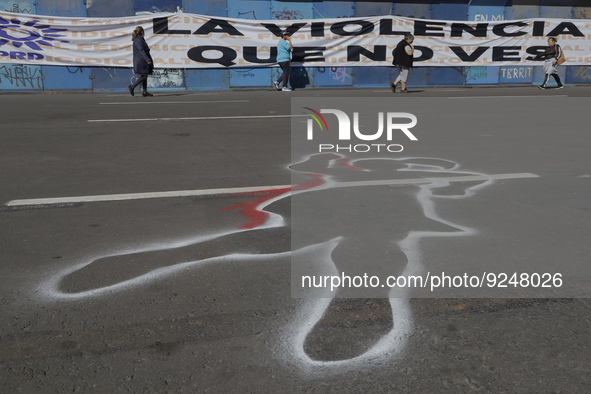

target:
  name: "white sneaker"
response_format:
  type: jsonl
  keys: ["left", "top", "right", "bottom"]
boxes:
{"left": 282, "top": 87, "right": 292, "bottom": 92}
{"left": 273, "top": 81, "right": 280, "bottom": 91}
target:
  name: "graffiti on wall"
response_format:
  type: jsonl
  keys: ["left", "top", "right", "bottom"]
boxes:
{"left": 317, "top": 67, "right": 352, "bottom": 83}
{"left": 148, "top": 68, "right": 184, "bottom": 88}
{"left": 3, "top": 2, "right": 33, "bottom": 13}
{"left": 272, "top": 8, "right": 304, "bottom": 20}
{"left": 136, "top": 4, "right": 182, "bottom": 16}
{"left": 127, "top": 68, "right": 184, "bottom": 88}
{"left": 499, "top": 66, "right": 534, "bottom": 84}
{"left": 329, "top": 67, "right": 350, "bottom": 83}
{"left": 233, "top": 69, "right": 256, "bottom": 79}
{"left": 573, "top": 66, "right": 591, "bottom": 82}
{"left": 465, "top": 66, "right": 499, "bottom": 84}
{"left": 237, "top": 11, "right": 257, "bottom": 19}
{"left": 474, "top": 14, "right": 505, "bottom": 21}
{"left": 500, "top": 67, "right": 533, "bottom": 80}
{"left": 0, "top": 64, "right": 42, "bottom": 89}
{"left": 66, "top": 66, "right": 85, "bottom": 74}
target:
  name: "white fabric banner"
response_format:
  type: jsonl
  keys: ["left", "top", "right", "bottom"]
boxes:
{"left": 1, "top": 10, "right": 590, "bottom": 68}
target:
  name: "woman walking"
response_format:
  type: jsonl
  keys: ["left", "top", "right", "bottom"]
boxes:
{"left": 128, "top": 26, "right": 153, "bottom": 97}
{"left": 391, "top": 33, "right": 414, "bottom": 93}
{"left": 535, "top": 36, "right": 564, "bottom": 90}
{"left": 274, "top": 32, "right": 292, "bottom": 92}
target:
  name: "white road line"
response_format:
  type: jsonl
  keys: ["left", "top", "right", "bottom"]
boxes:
{"left": 104, "top": 93, "right": 220, "bottom": 97}
{"left": 448, "top": 95, "right": 568, "bottom": 99}
{"left": 99, "top": 100, "right": 250, "bottom": 105}
{"left": 5, "top": 172, "right": 539, "bottom": 206}
{"left": 88, "top": 114, "right": 305, "bottom": 122}
{"left": 373, "top": 89, "right": 467, "bottom": 92}
{"left": 331, "top": 173, "right": 538, "bottom": 189}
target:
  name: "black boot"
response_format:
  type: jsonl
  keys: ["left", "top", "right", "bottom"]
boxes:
{"left": 128, "top": 85, "right": 134, "bottom": 96}
{"left": 142, "top": 90, "right": 153, "bottom": 97}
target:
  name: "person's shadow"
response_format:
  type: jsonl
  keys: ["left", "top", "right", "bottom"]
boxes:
{"left": 290, "top": 66, "right": 311, "bottom": 89}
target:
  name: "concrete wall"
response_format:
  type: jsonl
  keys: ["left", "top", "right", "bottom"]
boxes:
{"left": 1, "top": 0, "right": 590, "bottom": 92}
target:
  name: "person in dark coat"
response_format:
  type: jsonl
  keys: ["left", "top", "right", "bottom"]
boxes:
{"left": 128, "top": 26, "right": 153, "bottom": 97}
{"left": 390, "top": 33, "right": 414, "bottom": 93}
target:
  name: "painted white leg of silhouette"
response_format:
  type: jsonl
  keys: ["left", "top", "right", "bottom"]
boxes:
{"left": 281, "top": 238, "right": 413, "bottom": 376}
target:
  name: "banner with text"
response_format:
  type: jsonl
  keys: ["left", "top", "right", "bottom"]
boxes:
{"left": 1, "top": 11, "right": 590, "bottom": 68}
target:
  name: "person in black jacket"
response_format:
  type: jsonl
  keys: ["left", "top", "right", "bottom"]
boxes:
{"left": 534, "top": 36, "right": 563, "bottom": 90}
{"left": 390, "top": 33, "right": 414, "bottom": 93}
{"left": 128, "top": 26, "right": 154, "bottom": 97}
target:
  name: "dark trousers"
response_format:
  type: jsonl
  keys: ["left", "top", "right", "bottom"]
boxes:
{"left": 130, "top": 75, "right": 148, "bottom": 91}
{"left": 543, "top": 73, "right": 562, "bottom": 86}
{"left": 277, "top": 61, "right": 290, "bottom": 88}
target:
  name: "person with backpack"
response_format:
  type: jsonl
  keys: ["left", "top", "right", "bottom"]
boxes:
{"left": 390, "top": 33, "right": 414, "bottom": 93}
{"left": 534, "top": 36, "right": 564, "bottom": 90}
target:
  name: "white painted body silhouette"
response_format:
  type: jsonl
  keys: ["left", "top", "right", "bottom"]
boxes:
{"left": 38, "top": 154, "right": 493, "bottom": 375}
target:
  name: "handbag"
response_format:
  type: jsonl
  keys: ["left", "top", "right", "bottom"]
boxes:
{"left": 556, "top": 45, "right": 565, "bottom": 65}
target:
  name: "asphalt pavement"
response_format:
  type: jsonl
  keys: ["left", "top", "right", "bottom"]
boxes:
{"left": 1, "top": 85, "right": 590, "bottom": 392}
